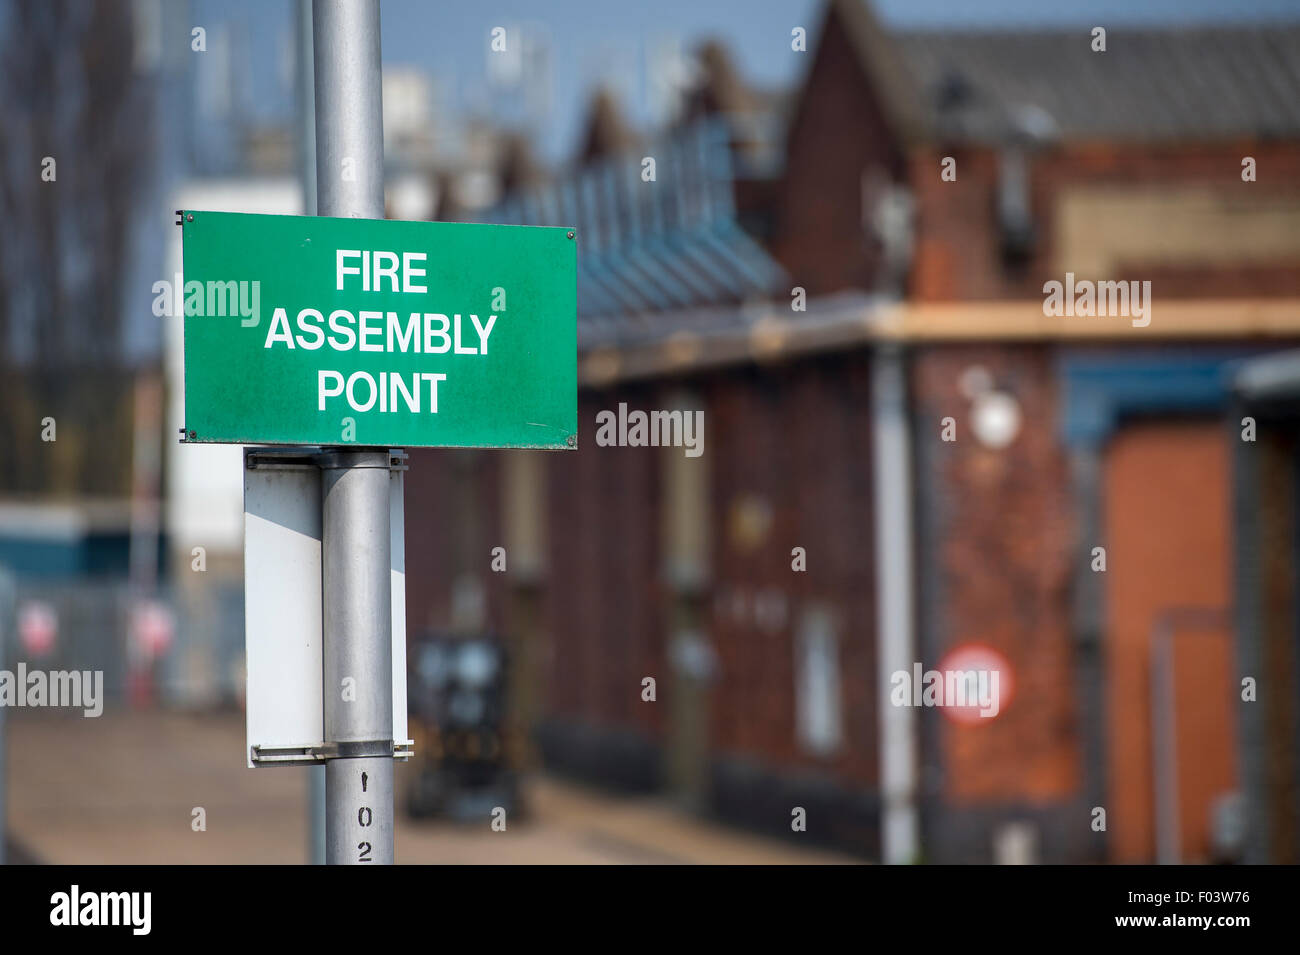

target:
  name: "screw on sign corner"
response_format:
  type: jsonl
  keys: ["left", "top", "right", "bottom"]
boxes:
{"left": 567, "top": 231, "right": 574, "bottom": 240}
{"left": 186, "top": 213, "right": 194, "bottom": 223}
{"left": 566, "top": 434, "right": 576, "bottom": 448}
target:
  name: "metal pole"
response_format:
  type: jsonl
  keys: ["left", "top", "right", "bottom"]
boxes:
{"left": 873, "top": 345, "right": 919, "bottom": 864}
{"left": 313, "top": 0, "right": 384, "bottom": 221}
{"left": 296, "top": 0, "right": 325, "bottom": 867}
{"left": 312, "top": 0, "right": 393, "bottom": 865}
{"left": 321, "top": 453, "right": 394, "bottom": 865}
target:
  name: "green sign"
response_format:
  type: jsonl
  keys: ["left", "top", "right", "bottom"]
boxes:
{"left": 180, "top": 211, "right": 576, "bottom": 449}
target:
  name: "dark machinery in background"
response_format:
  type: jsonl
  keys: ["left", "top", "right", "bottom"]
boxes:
{"left": 405, "top": 630, "right": 523, "bottom": 820}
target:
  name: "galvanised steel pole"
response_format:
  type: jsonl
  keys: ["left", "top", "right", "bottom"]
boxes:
{"left": 873, "top": 345, "right": 919, "bottom": 864}
{"left": 312, "top": 0, "right": 394, "bottom": 865}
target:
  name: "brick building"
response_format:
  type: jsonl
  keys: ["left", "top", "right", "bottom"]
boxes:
{"left": 403, "top": 1, "right": 1300, "bottom": 862}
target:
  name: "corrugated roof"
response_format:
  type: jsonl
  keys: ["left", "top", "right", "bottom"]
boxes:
{"left": 485, "top": 119, "right": 786, "bottom": 336}
{"left": 896, "top": 22, "right": 1300, "bottom": 143}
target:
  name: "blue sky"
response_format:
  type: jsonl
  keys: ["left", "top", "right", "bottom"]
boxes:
{"left": 193, "top": 0, "right": 1300, "bottom": 163}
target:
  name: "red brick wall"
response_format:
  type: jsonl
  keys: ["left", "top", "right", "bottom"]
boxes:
{"left": 909, "top": 142, "right": 1300, "bottom": 302}
{"left": 514, "top": 355, "right": 882, "bottom": 788}
{"left": 705, "top": 355, "right": 878, "bottom": 786}
{"left": 910, "top": 345, "right": 1082, "bottom": 803}
{"left": 404, "top": 448, "right": 506, "bottom": 637}
{"left": 769, "top": 5, "right": 906, "bottom": 296}
{"left": 541, "top": 388, "right": 666, "bottom": 737}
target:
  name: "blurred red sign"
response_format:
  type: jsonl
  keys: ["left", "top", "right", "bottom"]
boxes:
{"left": 130, "top": 600, "right": 174, "bottom": 658}
{"left": 18, "top": 601, "right": 58, "bottom": 657}
{"left": 936, "top": 643, "right": 1014, "bottom": 725}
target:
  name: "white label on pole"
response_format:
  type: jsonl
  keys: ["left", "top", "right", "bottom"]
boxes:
{"left": 245, "top": 466, "right": 323, "bottom": 764}
{"left": 244, "top": 458, "right": 410, "bottom": 767}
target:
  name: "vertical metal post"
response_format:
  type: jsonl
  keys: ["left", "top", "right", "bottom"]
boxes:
{"left": 312, "top": 0, "right": 393, "bottom": 865}
{"left": 873, "top": 345, "right": 919, "bottom": 864}
{"left": 313, "top": 0, "right": 385, "bottom": 221}
{"left": 296, "top": 0, "right": 325, "bottom": 867}
{"left": 321, "top": 453, "right": 394, "bottom": 865}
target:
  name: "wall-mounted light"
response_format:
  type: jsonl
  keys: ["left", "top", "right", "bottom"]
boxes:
{"left": 960, "top": 364, "right": 1022, "bottom": 449}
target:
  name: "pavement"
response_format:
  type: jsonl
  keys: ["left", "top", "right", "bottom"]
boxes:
{"left": 3, "top": 709, "right": 858, "bottom": 864}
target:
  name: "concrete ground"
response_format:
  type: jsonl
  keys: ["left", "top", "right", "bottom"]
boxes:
{"left": 2, "top": 709, "right": 857, "bottom": 864}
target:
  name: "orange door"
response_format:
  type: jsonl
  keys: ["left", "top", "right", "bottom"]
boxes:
{"left": 1103, "top": 420, "right": 1238, "bottom": 862}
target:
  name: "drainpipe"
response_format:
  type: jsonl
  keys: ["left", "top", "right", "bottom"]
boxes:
{"left": 873, "top": 343, "right": 919, "bottom": 863}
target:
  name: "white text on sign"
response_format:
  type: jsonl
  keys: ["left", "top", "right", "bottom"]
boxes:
{"left": 259, "top": 247, "right": 499, "bottom": 415}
